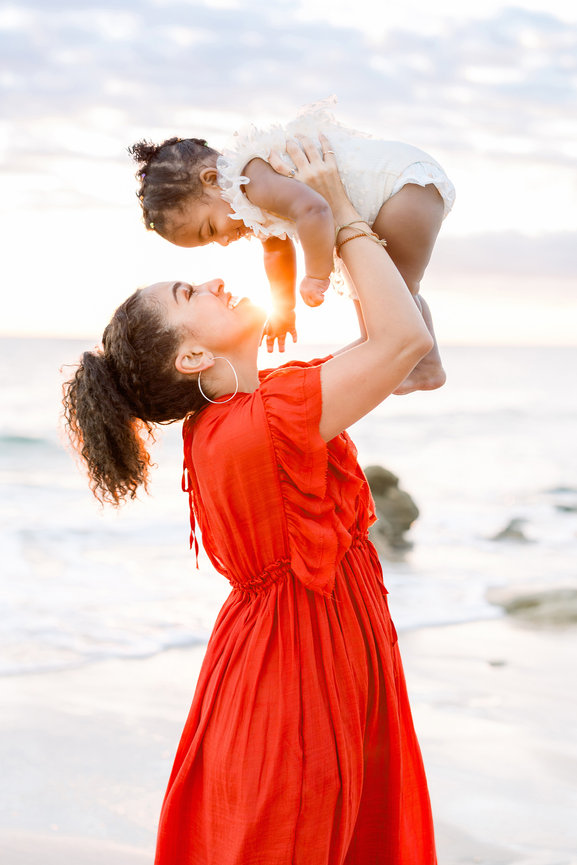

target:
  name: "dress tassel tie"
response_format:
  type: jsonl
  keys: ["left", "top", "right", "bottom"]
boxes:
{"left": 182, "top": 460, "right": 199, "bottom": 568}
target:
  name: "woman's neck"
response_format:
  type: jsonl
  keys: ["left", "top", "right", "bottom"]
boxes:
{"left": 235, "top": 359, "right": 260, "bottom": 394}
{"left": 209, "top": 354, "right": 260, "bottom": 398}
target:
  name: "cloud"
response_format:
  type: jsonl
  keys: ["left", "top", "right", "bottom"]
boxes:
{"left": 435, "top": 230, "right": 577, "bottom": 279}
{"left": 1, "top": 1, "right": 576, "bottom": 210}
{"left": 1, "top": 3, "right": 575, "bottom": 131}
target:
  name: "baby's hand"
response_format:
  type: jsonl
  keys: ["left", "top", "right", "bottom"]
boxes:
{"left": 261, "top": 307, "right": 297, "bottom": 353}
{"left": 300, "top": 276, "right": 330, "bottom": 308}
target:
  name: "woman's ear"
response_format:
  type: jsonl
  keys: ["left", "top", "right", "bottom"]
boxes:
{"left": 198, "top": 164, "right": 219, "bottom": 189}
{"left": 175, "top": 348, "right": 214, "bottom": 376}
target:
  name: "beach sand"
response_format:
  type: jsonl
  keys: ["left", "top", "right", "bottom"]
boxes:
{"left": 2, "top": 617, "right": 576, "bottom": 865}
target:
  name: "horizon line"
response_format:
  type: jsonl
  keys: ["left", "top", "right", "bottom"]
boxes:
{"left": 1, "top": 333, "right": 577, "bottom": 350}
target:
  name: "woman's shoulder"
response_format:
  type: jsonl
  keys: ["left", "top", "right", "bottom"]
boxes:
{"left": 185, "top": 359, "right": 324, "bottom": 425}
{"left": 183, "top": 357, "right": 332, "bottom": 454}
{"left": 258, "top": 355, "right": 332, "bottom": 383}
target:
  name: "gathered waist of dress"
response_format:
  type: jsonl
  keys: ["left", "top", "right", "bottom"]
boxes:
{"left": 225, "top": 532, "right": 371, "bottom": 596}
{"left": 349, "top": 528, "right": 370, "bottom": 548}
{"left": 227, "top": 558, "right": 292, "bottom": 595}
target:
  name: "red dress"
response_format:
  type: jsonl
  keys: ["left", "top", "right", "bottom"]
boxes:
{"left": 155, "top": 359, "right": 436, "bottom": 865}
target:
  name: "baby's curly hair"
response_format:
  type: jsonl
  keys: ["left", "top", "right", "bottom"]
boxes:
{"left": 129, "top": 137, "right": 220, "bottom": 237}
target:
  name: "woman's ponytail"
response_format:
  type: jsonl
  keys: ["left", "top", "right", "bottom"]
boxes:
{"left": 63, "top": 289, "right": 209, "bottom": 505}
{"left": 63, "top": 349, "right": 154, "bottom": 505}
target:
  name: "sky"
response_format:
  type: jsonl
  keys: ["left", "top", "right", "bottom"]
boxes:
{"left": 0, "top": 0, "right": 576, "bottom": 344}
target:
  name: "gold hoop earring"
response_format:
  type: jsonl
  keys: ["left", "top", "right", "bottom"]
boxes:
{"left": 197, "top": 356, "right": 239, "bottom": 404}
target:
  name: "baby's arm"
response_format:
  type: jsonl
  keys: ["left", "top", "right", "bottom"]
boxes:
{"left": 261, "top": 236, "right": 297, "bottom": 353}
{"left": 243, "top": 158, "right": 335, "bottom": 306}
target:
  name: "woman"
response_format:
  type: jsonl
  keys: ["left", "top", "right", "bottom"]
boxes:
{"left": 64, "top": 137, "right": 436, "bottom": 864}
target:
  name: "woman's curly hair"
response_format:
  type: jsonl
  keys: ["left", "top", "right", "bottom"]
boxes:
{"left": 129, "top": 137, "right": 220, "bottom": 238}
{"left": 62, "top": 289, "right": 210, "bottom": 505}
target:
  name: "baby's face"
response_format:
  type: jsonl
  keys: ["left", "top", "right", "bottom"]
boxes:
{"left": 164, "top": 189, "right": 251, "bottom": 248}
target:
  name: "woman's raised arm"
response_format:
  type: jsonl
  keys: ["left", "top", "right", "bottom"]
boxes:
{"left": 278, "top": 136, "right": 433, "bottom": 442}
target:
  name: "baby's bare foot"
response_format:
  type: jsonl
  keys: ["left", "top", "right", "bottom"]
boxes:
{"left": 394, "top": 351, "right": 446, "bottom": 395}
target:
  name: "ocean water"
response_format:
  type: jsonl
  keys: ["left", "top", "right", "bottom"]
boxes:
{"left": 1, "top": 337, "right": 576, "bottom": 676}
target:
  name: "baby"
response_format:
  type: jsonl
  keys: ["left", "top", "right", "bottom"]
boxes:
{"left": 130, "top": 100, "right": 455, "bottom": 393}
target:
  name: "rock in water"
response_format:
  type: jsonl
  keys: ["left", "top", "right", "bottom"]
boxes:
{"left": 487, "top": 586, "right": 577, "bottom": 625}
{"left": 489, "top": 518, "right": 532, "bottom": 543}
{"left": 364, "top": 465, "right": 419, "bottom": 555}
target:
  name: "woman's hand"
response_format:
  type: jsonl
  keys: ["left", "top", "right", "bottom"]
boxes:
{"left": 269, "top": 135, "right": 359, "bottom": 226}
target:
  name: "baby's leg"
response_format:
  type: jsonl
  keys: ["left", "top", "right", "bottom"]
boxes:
{"left": 372, "top": 183, "right": 446, "bottom": 394}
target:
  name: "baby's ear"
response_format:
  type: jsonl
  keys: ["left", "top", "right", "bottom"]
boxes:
{"left": 198, "top": 165, "right": 219, "bottom": 188}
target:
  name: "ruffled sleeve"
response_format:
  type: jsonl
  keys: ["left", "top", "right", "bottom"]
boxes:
{"left": 216, "top": 124, "right": 299, "bottom": 241}
{"left": 259, "top": 363, "right": 359, "bottom": 596}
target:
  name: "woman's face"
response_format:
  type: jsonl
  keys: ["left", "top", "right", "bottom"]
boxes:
{"left": 142, "top": 279, "right": 266, "bottom": 356}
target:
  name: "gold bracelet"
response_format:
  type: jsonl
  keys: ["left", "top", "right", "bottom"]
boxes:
{"left": 336, "top": 231, "right": 387, "bottom": 257}
{"left": 335, "top": 220, "right": 370, "bottom": 240}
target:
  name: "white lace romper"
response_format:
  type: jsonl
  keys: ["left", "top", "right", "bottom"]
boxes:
{"left": 217, "top": 100, "right": 455, "bottom": 239}
{"left": 217, "top": 99, "right": 456, "bottom": 294}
